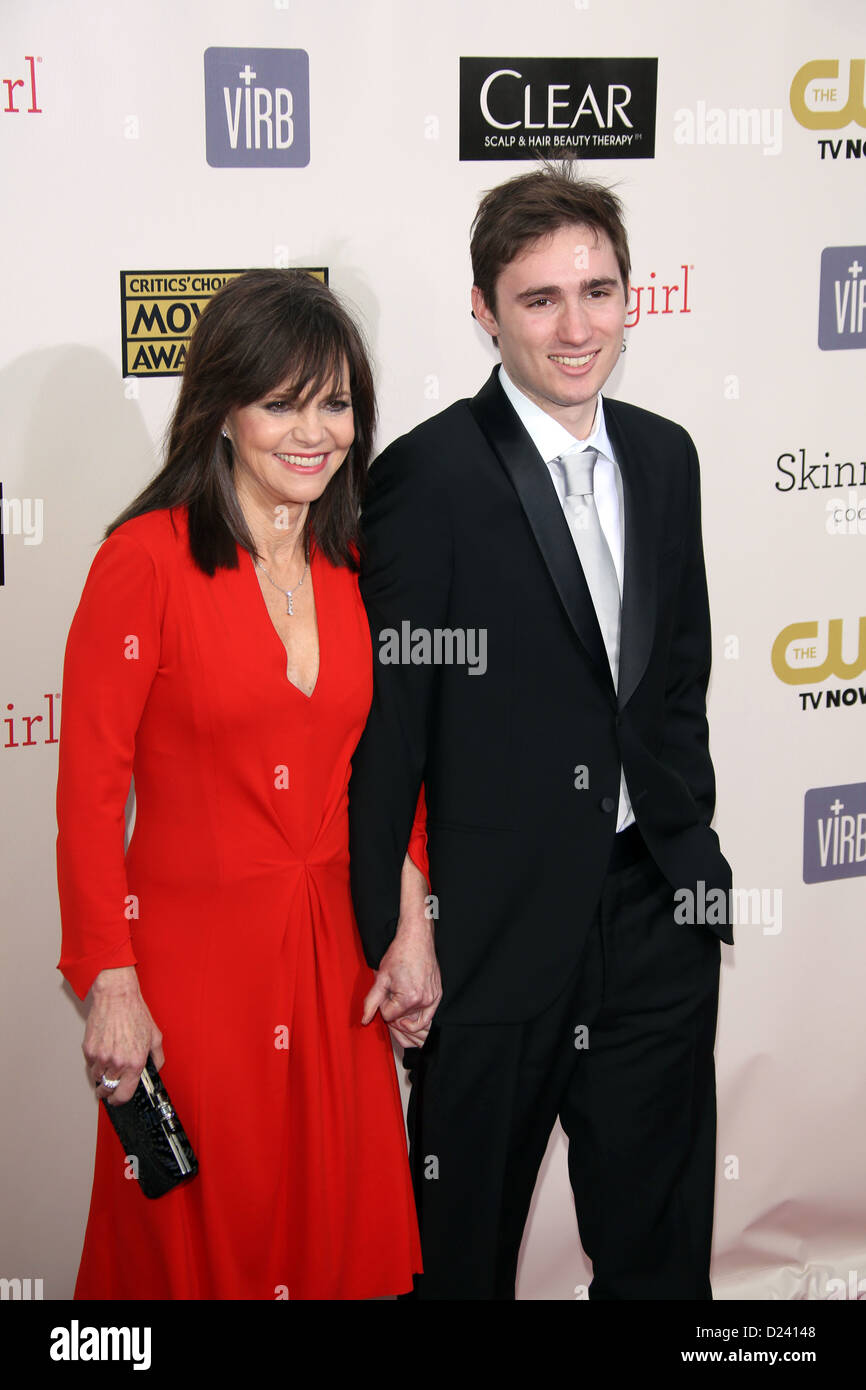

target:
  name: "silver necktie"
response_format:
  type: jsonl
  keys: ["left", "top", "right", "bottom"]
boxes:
{"left": 556, "top": 446, "right": 621, "bottom": 686}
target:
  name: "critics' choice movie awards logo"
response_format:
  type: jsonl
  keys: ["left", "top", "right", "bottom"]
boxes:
{"left": 818, "top": 247, "right": 866, "bottom": 350}
{"left": 790, "top": 58, "right": 866, "bottom": 160}
{"left": 459, "top": 58, "right": 657, "bottom": 160}
{"left": 771, "top": 617, "right": 866, "bottom": 712}
{"left": 803, "top": 783, "right": 866, "bottom": 883}
{"left": 121, "top": 270, "right": 328, "bottom": 377}
{"left": 204, "top": 47, "right": 309, "bottom": 167}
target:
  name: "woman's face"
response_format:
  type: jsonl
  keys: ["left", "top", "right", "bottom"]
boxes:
{"left": 225, "top": 362, "right": 354, "bottom": 515}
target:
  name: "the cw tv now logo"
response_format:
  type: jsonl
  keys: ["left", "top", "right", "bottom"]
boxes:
{"left": 204, "top": 47, "right": 310, "bottom": 167}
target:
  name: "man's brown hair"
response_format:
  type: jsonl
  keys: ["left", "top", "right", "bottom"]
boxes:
{"left": 470, "top": 160, "right": 631, "bottom": 314}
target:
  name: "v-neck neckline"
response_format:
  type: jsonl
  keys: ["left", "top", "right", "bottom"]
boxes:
{"left": 245, "top": 544, "right": 322, "bottom": 700}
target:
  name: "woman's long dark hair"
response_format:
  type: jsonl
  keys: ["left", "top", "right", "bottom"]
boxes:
{"left": 107, "top": 269, "right": 376, "bottom": 574}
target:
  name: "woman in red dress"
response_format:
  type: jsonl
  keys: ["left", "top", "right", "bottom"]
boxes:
{"left": 56, "top": 269, "right": 427, "bottom": 1299}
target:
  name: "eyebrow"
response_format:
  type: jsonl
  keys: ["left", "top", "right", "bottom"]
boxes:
{"left": 263, "top": 378, "right": 349, "bottom": 401}
{"left": 514, "top": 277, "right": 620, "bottom": 301}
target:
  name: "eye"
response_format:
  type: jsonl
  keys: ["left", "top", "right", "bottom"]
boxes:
{"left": 324, "top": 398, "right": 352, "bottom": 414}
{"left": 527, "top": 296, "right": 553, "bottom": 309}
{"left": 264, "top": 399, "right": 291, "bottom": 413}
{"left": 587, "top": 287, "right": 610, "bottom": 299}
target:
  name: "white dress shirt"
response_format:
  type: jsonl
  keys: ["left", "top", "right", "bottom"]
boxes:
{"left": 498, "top": 365, "right": 634, "bottom": 832}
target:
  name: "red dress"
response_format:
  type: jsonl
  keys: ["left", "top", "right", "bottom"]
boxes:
{"left": 57, "top": 507, "right": 423, "bottom": 1299}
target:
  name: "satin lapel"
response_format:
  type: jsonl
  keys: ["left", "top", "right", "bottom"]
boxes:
{"left": 468, "top": 370, "right": 614, "bottom": 695}
{"left": 604, "top": 401, "right": 657, "bottom": 709}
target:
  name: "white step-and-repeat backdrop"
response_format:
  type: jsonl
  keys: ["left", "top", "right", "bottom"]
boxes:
{"left": 1, "top": 0, "right": 863, "bottom": 1300}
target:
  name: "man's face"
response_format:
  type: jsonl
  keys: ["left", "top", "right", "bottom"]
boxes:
{"left": 471, "top": 223, "right": 628, "bottom": 439}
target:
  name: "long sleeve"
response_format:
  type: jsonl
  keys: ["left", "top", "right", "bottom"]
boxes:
{"left": 56, "top": 528, "right": 163, "bottom": 999}
{"left": 406, "top": 783, "right": 430, "bottom": 888}
{"left": 659, "top": 435, "right": 716, "bottom": 826}
{"left": 349, "top": 436, "right": 453, "bottom": 968}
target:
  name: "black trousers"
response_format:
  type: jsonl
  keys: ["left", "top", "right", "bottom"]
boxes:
{"left": 402, "top": 835, "right": 721, "bottom": 1300}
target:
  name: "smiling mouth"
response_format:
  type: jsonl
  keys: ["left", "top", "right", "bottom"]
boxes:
{"left": 275, "top": 453, "right": 326, "bottom": 468}
{"left": 549, "top": 352, "right": 599, "bottom": 366}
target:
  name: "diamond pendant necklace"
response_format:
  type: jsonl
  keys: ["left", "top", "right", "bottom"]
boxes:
{"left": 255, "top": 543, "right": 310, "bottom": 616}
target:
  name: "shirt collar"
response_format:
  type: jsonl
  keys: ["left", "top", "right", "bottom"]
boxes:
{"left": 498, "top": 363, "right": 616, "bottom": 466}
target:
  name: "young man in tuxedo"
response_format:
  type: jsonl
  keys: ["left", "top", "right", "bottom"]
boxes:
{"left": 349, "top": 164, "right": 732, "bottom": 1300}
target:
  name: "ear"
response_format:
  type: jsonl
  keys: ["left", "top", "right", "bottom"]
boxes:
{"left": 471, "top": 285, "right": 499, "bottom": 340}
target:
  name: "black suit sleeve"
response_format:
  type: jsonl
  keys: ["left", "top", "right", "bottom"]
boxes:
{"left": 659, "top": 433, "right": 717, "bottom": 826}
{"left": 348, "top": 436, "right": 453, "bottom": 968}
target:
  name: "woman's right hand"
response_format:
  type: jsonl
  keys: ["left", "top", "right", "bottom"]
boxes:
{"left": 83, "top": 966, "right": 164, "bottom": 1105}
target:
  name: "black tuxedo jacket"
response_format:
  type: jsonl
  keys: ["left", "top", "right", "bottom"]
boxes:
{"left": 349, "top": 368, "right": 732, "bottom": 1025}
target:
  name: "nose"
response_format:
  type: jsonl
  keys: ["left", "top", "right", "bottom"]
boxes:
{"left": 557, "top": 296, "right": 592, "bottom": 345}
{"left": 288, "top": 403, "right": 327, "bottom": 447}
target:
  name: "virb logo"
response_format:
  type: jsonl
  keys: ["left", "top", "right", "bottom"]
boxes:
{"left": 818, "top": 247, "right": 866, "bottom": 350}
{"left": 803, "top": 783, "right": 866, "bottom": 884}
{"left": 204, "top": 48, "right": 309, "bottom": 167}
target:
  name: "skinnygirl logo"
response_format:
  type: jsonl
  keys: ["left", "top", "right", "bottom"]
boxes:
{"left": 3, "top": 694, "right": 60, "bottom": 749}
{"left": 625, "top": 265, "right": 692, "bottom": 327}
{"left": 2, "top": 56, "right": 42, "bottom": 113}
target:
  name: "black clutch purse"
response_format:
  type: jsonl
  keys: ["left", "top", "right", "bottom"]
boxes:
{"left": 101, "top": 1055, "right": 199, "bottom": 1199}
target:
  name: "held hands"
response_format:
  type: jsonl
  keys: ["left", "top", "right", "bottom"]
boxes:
{"left": 362, "top": 855, "right": 442, "bottom": 1049}
{"left": 83, "top": 966, "right": 164, "bottom": 1105}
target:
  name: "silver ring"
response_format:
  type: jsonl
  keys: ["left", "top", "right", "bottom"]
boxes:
{"left": 99, "top": 1073, "right": 121, "bottom": 1091}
